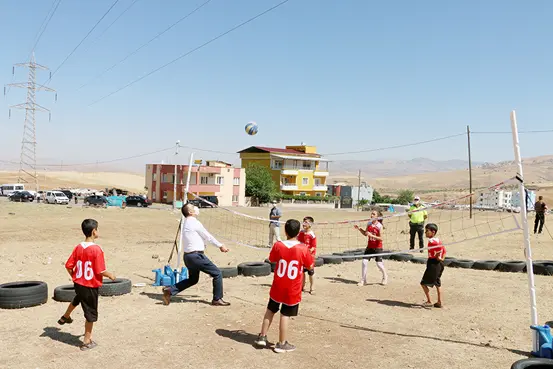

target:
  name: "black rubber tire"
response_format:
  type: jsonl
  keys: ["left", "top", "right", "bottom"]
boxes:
{"left": 450, "top": 259, "right": 475, "bottom": 269}
{"left": 333, "top": 253, "right": 356, "bottom": 262}
{"left": 511, "top": 358, "right": 553, "bottom": 368}
{"left": 344, "top": 248, "right": 365, "bottom": 254}
{"left": 315, "top": 257, "right": 324, "bottom": 267}
{"left": 99, "top": 278, "right": 132, "bottom": 296}
{"left": 53, "top": 284, "right": 76, "bottom": 302}
{"left": 443, "top": 257, "right": 456, "bottom": 267}
{"left": 497, "top": 261, "right": 526, "bottom": 273}
{"left": 319, "top": 255, "right": 343, "bottom": 264}
{"left": 411, "top": 257, "right": 427, "bottom": 264}
{"left": 238, "top": 262, "right": 271, "bottom": 277}
{"left": 380, "top": 250, "right": 392, "bottom": 260}
{"left": 220, "top": 267, "right": 238, "bottom": 278}
{"left": 0, "top": 281, "right": 48, "bottom": 309}
{"left": 533, "top": 262, "right": 553, "bottom": 276}
{"left": 472, "top": 260, "right": 501, "bottom": 271}
{"left": 264, "top": 259, "right": 277, "bottom": 272}
{"left": 390, "top": 253, "right": 414, "bottom": 262}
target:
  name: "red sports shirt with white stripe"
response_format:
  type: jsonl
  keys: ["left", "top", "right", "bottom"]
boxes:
{"left": 366, "top": 221, "right": 383, "bottom": 249}
{"left": 297, "top": 230, "right": 317, "bottom": 256}
{"left": 269, "top": 240, "right": 314, "bottom": 306}
{"left": 65, "top": 242, "right": 107, "bottom": 288}
{"left": 427, "top": 237, "right": 446, "bottom": 260}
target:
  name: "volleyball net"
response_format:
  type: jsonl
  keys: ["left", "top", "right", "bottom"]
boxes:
{"left": 186, "top": 176, "right": 522, "bottom": 258}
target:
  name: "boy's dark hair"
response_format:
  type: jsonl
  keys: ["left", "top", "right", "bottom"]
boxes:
{"left": 182, "top": 203, "right": 193, "bottom": 217}
{"left": 303, "top": 216, "right": 314, "bottom": 223}
{"left": 285, "top": 219, "right": 301, "bottom": 238}
{"left": 425, "top": 223, "right": 438, "bottom": 234}
{"left": 81, "top": 219, "right": 98, "bottom": 237}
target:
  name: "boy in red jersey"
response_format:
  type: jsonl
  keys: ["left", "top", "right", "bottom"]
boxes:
{"left": 254, "top": 219, "right": 314, "bottom": 353}
{"left": 420, "top": 223, "right": 445, "bottom": 308}
{"left": 354, "top": 210, "right": 388, "bottom": 285}
{"left": 298, "top": 216, "right": 317, "bottom": 294}
{"left": 57, "top": 219, "right": 116, "bottom": 351}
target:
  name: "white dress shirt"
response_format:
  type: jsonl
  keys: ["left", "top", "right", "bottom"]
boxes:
{"left": 180, "top": 216, "right": 222, "bottom": 253}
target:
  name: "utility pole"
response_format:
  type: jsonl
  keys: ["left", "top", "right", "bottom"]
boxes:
{"left": 357, "top": 170, "right": 361, "bottom": 211}
{"left": 173, "top": 140, "right": 180, "bottom": 209}
{"left": 467, "top": 125, "right": 473, "bottom": 218}
{"left": 4, "top": 53, "right": 56, "bottom": 195}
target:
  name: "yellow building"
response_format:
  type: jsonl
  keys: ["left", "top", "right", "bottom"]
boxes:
{"left": 237, "top": 144, "right": 330, "bottom": 197}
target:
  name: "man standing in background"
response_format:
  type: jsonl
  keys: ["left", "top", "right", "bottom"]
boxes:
{"left": 408, "top": 196, "right": 428, "bottom": 252}
{"left": 534, "top": 196, "right": 547, "bottom": 234}
{"left": 268, "top": 200, "right": 282, "bottom": 247}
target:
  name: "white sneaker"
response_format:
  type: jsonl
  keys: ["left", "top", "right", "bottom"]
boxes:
{"left": 358, "top": 280, "right": 367, "bottom": 286}
{"left": 381, "top": 278, "right": 388, "bottom": 286}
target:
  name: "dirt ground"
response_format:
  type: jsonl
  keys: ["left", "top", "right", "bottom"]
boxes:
{"left": 1, "top": 200, "right": 552, "bottom": 369}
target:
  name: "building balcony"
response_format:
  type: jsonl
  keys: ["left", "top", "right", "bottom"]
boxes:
{"left": 281, "top": 184, "right": 298, "bottom": 191}
{"left": 281, "top": 168, "right": 299, "bottom": 175}
{"left": 313, "top": 185, "right": 328, "bottom": 191}
{"left": 314, "top": 171, "right": 329, "bottom": 177}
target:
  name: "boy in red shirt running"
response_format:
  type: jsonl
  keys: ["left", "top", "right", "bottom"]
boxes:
{"left": 57, "top": 219, "right": 116, "bottom": 351}
{"left": 354, "top": 210, "right": 388, "bottom": 285}
{"left": 297, "top": 216, "right": 317, "bottom": 294}
{"left": 254, "top": 219, "right": 314, "bottom": 353}
{"left": 420, "top": 223, "right": 445, "bottom": 308}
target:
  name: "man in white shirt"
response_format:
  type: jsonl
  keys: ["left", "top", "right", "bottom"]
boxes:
{"left": 162, "top": 204, "right": 230, "bottom": 306}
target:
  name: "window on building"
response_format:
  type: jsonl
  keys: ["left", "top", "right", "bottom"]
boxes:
{"left": 302, "top": 161, "right": 312, "bottom": 170}
{"left": 216, "top": 176, "right": 224, "bottom": 185}
{"left": 200, "top": 176, "right": 208, "bottom": 185}
{"left": 152, "top": 192, "right": 156, "bottom": 200}
{"left": 272, "top": 160, "right": 283, "bottom": 170}
{"left": 232, "top": 195, "right": 239, "bottom": 202}
{"left": 315, "top": 193, "right": 322, "bottom": 197}
{"left": 314, "top": 178, "right": 321, "bottom": 186}
{"left": 302, "top": 177, "right": 308, "bottom": 185}
{"left": 233, "top": 177, "right": 240, "bottom": 185}
{"left": 162, "top": 191, "right": 168, "bottom": 199}
{"left": 153, "top": 173, "right": 157, "bottom": 181}
{"left": 299, "top": 192, "right": 306, "bottom": 196}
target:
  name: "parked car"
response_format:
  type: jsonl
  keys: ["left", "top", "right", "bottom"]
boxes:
{"left": 54, "top": 189, "right": 73, "bottom": 200}
{"left": 189, "top": 195, "right": 218, "bottom": 208}
{"left": 9, "top": 191, "right": 34, "bottom": 202}
{"left": 125, "top": 196, "right": 150, "bottom": 207}
{"left": 84, "top": 195, "right": 108, "bottom": 207}
{"left": 46, "top": 191, "right": 70, "bottom": 204}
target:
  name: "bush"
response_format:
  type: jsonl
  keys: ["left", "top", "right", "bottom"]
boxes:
{"left": 275, "top": 193, "right": 337, "bottom": 202}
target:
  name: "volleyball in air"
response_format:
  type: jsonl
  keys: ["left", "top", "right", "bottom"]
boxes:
{"left": 245, "top": 121, "right": 258, "bottom": 136}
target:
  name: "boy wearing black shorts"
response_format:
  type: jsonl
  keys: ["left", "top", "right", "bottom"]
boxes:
{"left": 420, "top": 223, "right": 445, "bottom": 308}
{"left": 254, "top": 219, "right": 314, "bottom": 353}
{"left": 57, "top": 219, "right": 116, "bottom": 350}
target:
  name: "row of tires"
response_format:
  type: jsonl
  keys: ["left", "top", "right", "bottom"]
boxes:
{"left": 0, "top": 278, "right": 132, "bottom": 309}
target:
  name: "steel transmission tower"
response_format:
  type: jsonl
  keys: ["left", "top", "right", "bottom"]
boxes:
{"left": 5, "top": 53, "right": 56, "bottom": 192}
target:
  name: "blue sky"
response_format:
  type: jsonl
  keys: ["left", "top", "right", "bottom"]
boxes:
{"left": 1, "top": 0, "right": 553, "bottom": 172}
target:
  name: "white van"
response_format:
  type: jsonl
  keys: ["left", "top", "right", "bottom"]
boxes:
{"left": 46, "top": 191, "right": 69, "bottom": 204}
{"left": 1, "top": 184, "right": 25, "bottom": 196}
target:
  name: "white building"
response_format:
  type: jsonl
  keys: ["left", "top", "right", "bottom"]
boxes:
{"left": 351, "top": 183, "right": 374, "bottom": 207}
{"left": 511, "top": 190, "right": 536, "bottom": 210}
{"left": 477, "top": 189, "right": 513, "bottom": 209}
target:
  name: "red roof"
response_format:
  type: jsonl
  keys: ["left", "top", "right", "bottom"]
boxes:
{"left": 237, "top": 146, "right": 320, "bottom": 157}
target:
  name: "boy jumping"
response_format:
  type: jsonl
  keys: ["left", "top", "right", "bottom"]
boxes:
{"left": 254, "top": 219, "right": 314, "bottom": 353}
{"left": 297, "top": 216, "right": 317, "bottom": 294}
{"left": 420, "top": 223, "right": 445, "bottom": 308}
{"left": 58, "top": 219, "right": 116, "bottom": 350}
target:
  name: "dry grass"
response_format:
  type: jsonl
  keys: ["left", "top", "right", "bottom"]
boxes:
{"left": 1, "top": 200, "right": 552, "bottom": 369}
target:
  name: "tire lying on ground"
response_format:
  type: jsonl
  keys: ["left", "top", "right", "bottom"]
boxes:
{"left": 497, "top": 261, "right": 526, "bottom": 273}
{"left": 472, "top": 260, "right": 501, "bottom": 271}
{"left": 99, "top": 278, "right": 132, "bottom": 296}
{"left": 389, "top": 253, "right": 414, "bottom": 262}
{"left": 379, "top": 250, "right": 392, "bottom": 260}
{"left": 314, "top": 257, "right": 324, "bottom": 267}
{"left": 264, "top": 259, "right": 277, "bottom": 272}
{"left": 238, "top": 262, "right": 271, "bottom": 277}
{"left": 511, "top": 358, "right": 553, "bottom": 368}
{"left": 0, "top": 281, "right": 48, "bottom": 309}
{"left": 220, "top": 267, "right": 239, "bottom": 278}
{"left": 411, "top": 257, "right": 427, "bottom": 265}
{"left": 532, "top": 261, "right": 553, "bottom": 276}
{"left": 333, "top": 253, "right": 356, "bottom": 262}
{"left": 442, "top": 257, "right": 456, "bottom": 267}
{"left": 53, "top": 285, "right": 76, "bottom": 302}
{"left": 319, "top": 255, "right": 343, "bottom": 265}
{"left": 344, "top": 249, "right": 365, "bottom": 254}
{"left": 449, "top": 259, "right": 475, "bottom": 269}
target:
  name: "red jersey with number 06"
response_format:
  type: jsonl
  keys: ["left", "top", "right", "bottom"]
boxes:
{"left": 65, "top": 242, "right": 107, "bottom": 288}
{"left": 269, "top": 240, "right": 314, "bottom": 306}
{"left": 297, "top": 230, "right": 317, "bottom": 256}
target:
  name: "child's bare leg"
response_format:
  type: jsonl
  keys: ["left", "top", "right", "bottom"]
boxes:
{"left": 278, "top": 315, "right": 290, "bottom": 343}
{"left": 309, "top": 274, "right": 314, "bottom": 293}
{"left": 436, "top": 286, "right": 443, "bottom": 305}
{"left": 302, "top": 273, "right": 306, "bottom": 291}
{"left": 260, "top": 309, "right": 275, "bottom": 336}
{"left": 83, "top": 321, "right": 94, "bottom": 344}
{"left": 421, "top": 284, "right": 431, "bottom": 303}
{"left": 63, "top": 303, "right": 77, "bottom": 319}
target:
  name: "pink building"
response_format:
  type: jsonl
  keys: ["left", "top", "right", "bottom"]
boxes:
{"left": 145, "top": 160, "right": 246, "bottom": 206}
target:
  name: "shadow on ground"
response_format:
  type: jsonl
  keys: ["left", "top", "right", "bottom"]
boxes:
{"left": 140, "top": 291, "right": 210, "bottom": 305}
{"left": 215, "top": 329, "right": 270, "bottom": 350}
{"left": 366, "top": 298, "right": 425, "bottom": 309}
{"left": 40, "top": 327, "right": 82, "bottom": 347}
{"left": 324, "top": 277, "right": 358, "bottom": 285}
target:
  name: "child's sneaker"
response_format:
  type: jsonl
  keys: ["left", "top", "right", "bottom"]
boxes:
{"left": 357, "top": 280, "right": 367, "bottom": 286}
{"left": 254, "top": 334, "right": 268, "bottom": 347}
{"left": 274, "top": 341, "right": 296, "bottom": 353}
{"left": 380, "top": 278, "right": 388, "bottom": 286}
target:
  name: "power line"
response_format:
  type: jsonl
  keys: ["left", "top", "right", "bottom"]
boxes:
{"left": 79, "top": 0, "right": 212, "bottom": 90}
{"left": 45, "top": 0, "right": 120, "bottom": 84}
{"left": 89, "top": 0, "right": 292, "bottom": 106}
{"left": 30, "top": 0, "right": 63, "bottom": 54}
{"left": 323, "top": 133, "right": 466, "bottom": 156}
{"left": 472, "top": 130, "right": 553, "bottom": 134}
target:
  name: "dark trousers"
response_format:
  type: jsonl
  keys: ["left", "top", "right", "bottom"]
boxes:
{"left": 172, "top": 252, "right": 223, "bottom": 301}
{"left": 534, "top": 213, "right": 545, "bottom": 234}
{"left": 410, "top": 223, "right": 424, "bottom": 249}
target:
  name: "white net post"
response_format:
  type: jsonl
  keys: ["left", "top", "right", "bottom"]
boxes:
{"left": 510, "top": 110, "right": 539, "bottom": 351}
{"left": 176, "top": 152, "right": 195, "bottom": 271}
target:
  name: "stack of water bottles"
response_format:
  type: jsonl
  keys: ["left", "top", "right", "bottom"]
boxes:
{"left": 152, "top": 265, "right": 189, "bottom": 287}
{"left": 531, "top": 324, "right": 553, "bottom": 359}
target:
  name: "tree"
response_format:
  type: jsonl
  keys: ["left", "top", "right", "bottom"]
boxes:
{"left": 396, "top": 189, "right": 414, "bottom": 205}
{"left": 372, "top": 190, "right": 384, "bottom": 204}
{"left": 245, "top": 163, "right": 276, "bottom": 204}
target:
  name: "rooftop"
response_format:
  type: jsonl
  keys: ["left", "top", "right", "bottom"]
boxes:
{"left": 237, "top": 146, "right": 321, "bottom": 157}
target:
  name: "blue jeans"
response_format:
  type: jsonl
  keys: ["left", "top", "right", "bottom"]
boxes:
{"left": 169, "top": 252, "right": 223, "bottom": 301}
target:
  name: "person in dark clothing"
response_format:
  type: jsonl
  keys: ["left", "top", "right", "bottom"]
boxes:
{"left": 408, "top": 196, "right": 428, "bottom": 252}
{"left": 534, "top": 196, "right": 548, "bottom": 234}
